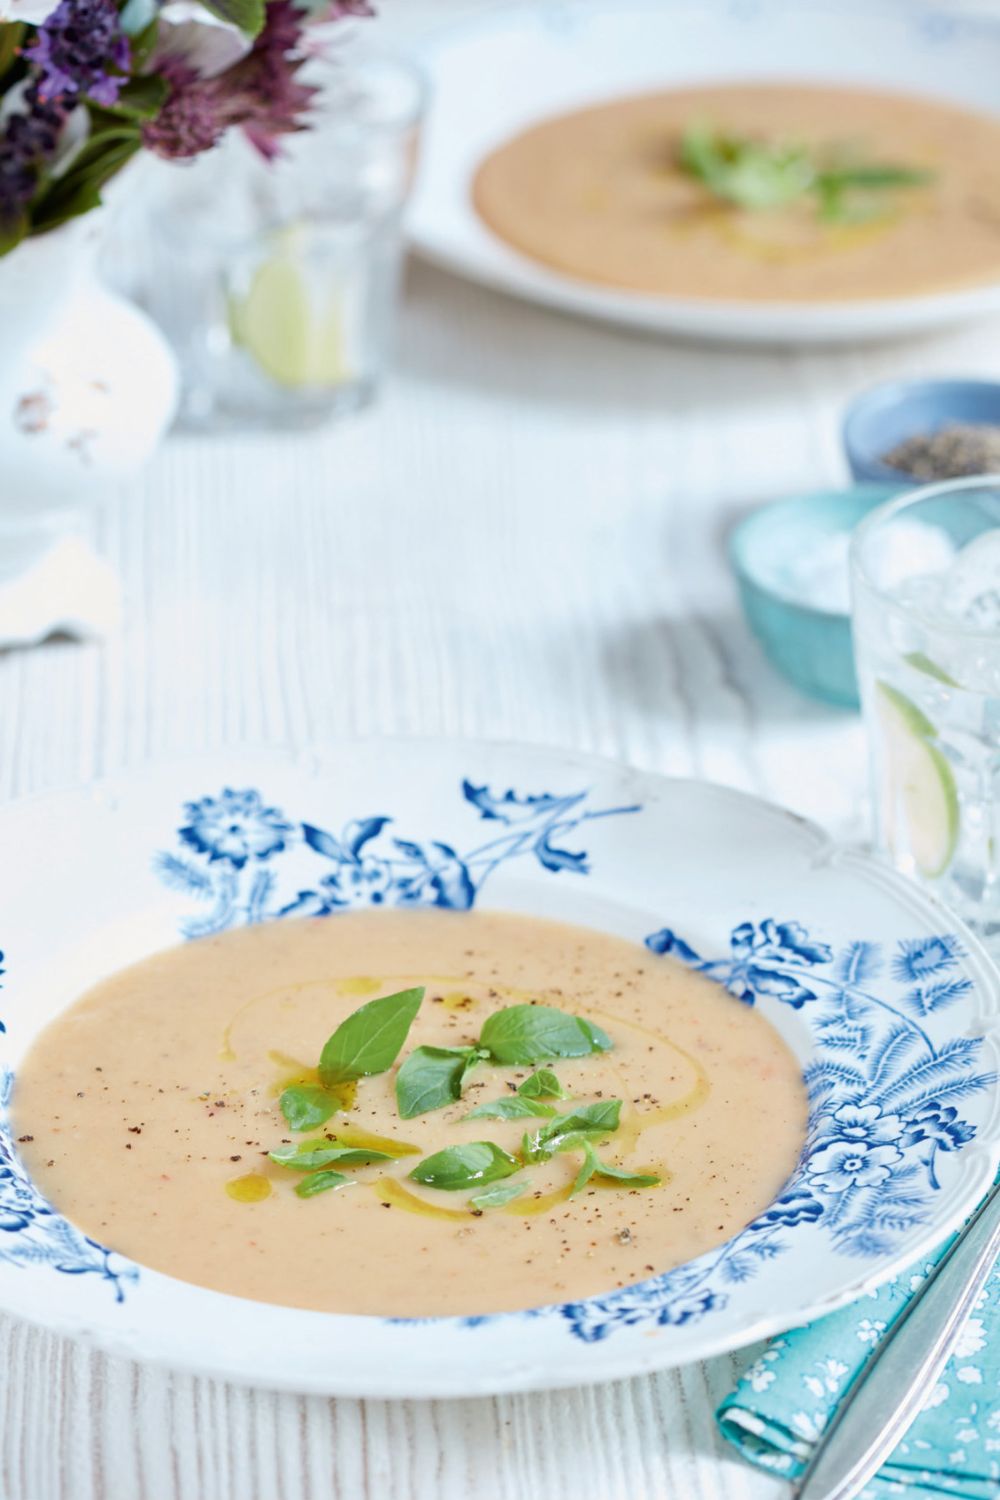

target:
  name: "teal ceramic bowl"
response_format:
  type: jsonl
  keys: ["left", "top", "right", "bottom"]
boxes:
{"left": 729, "top": 485, "right": 899, "bottom": 709}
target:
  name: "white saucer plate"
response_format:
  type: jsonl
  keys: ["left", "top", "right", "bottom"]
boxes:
{"left": 1, "top": 741, "right": 997, "bottom": 1395}
{"left": 409, "top": 0, "right": 1000, "bottom": 345}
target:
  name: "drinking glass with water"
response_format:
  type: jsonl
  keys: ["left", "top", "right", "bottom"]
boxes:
{"left": 851, "top": 478, "right": 1000, "bottom": 949}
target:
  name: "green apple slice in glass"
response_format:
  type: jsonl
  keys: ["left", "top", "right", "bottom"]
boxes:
{"left": 876, "top": 681, "right": 959, "bottom": 878}
{"left": 230, "top": 229, "right": 349, "bottom": 390}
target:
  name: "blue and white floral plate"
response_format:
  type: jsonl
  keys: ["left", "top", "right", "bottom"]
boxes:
{"left": 1, "top": 742, "right": 998, "bottom": 1396}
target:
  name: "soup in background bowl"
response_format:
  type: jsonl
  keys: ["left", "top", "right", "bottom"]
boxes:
{"left": 473, "top": 81, "right": 1000, "bottom": 303}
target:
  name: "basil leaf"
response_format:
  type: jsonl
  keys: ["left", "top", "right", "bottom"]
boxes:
{"left": 295, "top": 1170, "right": 355, "bottom": 1199}
{"left": 678, "top": 124, "right": 932, "bottom": 223}
{"left": 280, "top": 1084, "right": 340, "bottom": 1132}
{"left": 464, "top": 1096, "right": 556, "bottom": 1121}
{"left": 478, "top": 1004, "right": 611, "bottom": 1066}
{"left": 470, "top": 1180, "right": 530, "bottom": 1210}
{"left": 269, "top": 1142, "right": 394, "bottom": 1171}
{"left": 572, "top": 1145, "right": 598, "bottom": 1196}
{"left": 521, "top": 1100, "right": 622, "bottom": 1162}
{"left": 319, "top": 987, "right": 424, "bottom": 1088}
{"left": 817, "top": 164, "right": 932, "bottom": 191}
{"left": 518, "top": 1068, "right": 567, "bottom": 1100}
{"left": 571, "top": 1141, "right": 660, "bottom": 1195}
{"left": 589, "top": 1157, "right": 661, "bottom": 1188}
{"left": 409, "top": 1141, "right": 520, "bottom": 1191}
{"left": 679, "top": 125, "right": 814, "bottom": 210}
{"left": 395, "top": 1044, "right": 481, "bottom": 1119}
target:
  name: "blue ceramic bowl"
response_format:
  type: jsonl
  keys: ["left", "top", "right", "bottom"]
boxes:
{"left": 729, "top": 485, "right": 899, "bottom": 709}
{"left": 843, "top": 379, "right": 1000, "bottom": 486}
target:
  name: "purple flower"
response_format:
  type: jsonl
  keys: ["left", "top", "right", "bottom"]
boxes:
{"left": 25, "top": 0, "right": 130, "bottom": 106}
{"left": 140, "top": 60, "right": 226, "bottom": 159}
{"left": 0, "top": 84, "right": 66, "bottom": 230}
{"left": 144, "top": 0, "right": 318, "bottom": 162}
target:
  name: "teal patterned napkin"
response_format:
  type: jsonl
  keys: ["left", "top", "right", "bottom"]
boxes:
{"left": 717, "top": 1236, "right": 1000, "bottom": 1499}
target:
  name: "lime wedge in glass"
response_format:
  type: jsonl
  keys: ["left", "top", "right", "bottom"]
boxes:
{"left": 230, "top": 237, "right": 348, "bottom": 390}
{"left": 903, "top": 650, "right": 959, "bottom": 687}
{"left": 876, "top": 681, "right": 959, "bottom": 878}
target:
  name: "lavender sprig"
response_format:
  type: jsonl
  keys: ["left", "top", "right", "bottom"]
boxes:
{"left": 24, "top": 0, "right": 130, "bottom": 107}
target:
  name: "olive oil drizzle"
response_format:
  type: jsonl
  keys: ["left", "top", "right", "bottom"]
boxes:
{"left": 374, "top": 1177, "right": 471, "bottom": 1220}
{"left": 330, "top": 1125, "right": 420, "bottom": 1159}
{"left": 226, "top": 1173, "right": 272, "bottom": 1203}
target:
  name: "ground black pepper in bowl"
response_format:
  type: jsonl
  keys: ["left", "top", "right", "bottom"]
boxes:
{"left": 881, "top": 422, "right": 1000, "bottom": 481}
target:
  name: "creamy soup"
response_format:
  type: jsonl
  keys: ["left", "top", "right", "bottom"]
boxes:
{"left": 473, "top": 82, "right": 1000, "bottom": 302}
{"left": 13, "top": 912, "right": 806, "bottom": 1317}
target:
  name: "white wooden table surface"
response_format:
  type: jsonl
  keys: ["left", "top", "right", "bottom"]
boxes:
{"left": 4, "top": 3, "right": 1000, "bottom": 1495}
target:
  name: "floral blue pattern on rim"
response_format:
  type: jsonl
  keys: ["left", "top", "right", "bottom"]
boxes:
{"left": 545, "top": 921, "right": 993, "bottom": 1345}
{"left": 155, "top": 781, "right": 639, "bottom": 937}
{"left": 0, "top": 781, "right": 993, "bottom": 1334}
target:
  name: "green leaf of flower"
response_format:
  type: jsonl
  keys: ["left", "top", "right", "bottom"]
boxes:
{"left": 199, "top": 0, "right": 264, "bottom": 37}
{"left": 319, "top": 987, "right": 424, "bottom": 1088}
{"left": 478, "top": 1004, "right": 611, "bottom": 1066}
{"left": 269, "top": 1142, "right": 394, "bottom": 1171}
{"left": 294, "top": 1170, "right": 355, "bottom": 1199}
{"left": 470, "top": 1179, "right": 530, "bottom": 1210}
{"left": 279, "top": 1084, "right": 341, "bottom": 1132}
{"left": 395, "top": 1044, "right": 482, "bottom": 1119}
{"left": 409, "top": 1141, "right": 520, "bottom": 1191}
{"left": 517, "top": 1068, "right": 568, "bottom": 1100}
{"left": 463, "top": 1096, "right": 557, "bottom": 1122}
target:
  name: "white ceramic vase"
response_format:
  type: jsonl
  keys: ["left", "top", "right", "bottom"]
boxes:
{"left": 0, "top": 210, "right": 178, "bottom": 577}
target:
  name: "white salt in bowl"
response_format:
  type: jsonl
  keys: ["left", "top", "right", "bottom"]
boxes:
{"left": 729, "top": 486, "right": 899, "bottom": 708}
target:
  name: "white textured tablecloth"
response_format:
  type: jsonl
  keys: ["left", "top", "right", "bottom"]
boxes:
{"left": 3, "top": 3, "right": 1000, "bottom": 1494}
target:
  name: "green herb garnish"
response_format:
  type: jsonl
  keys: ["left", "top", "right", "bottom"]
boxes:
{"left": 295, "top": 1170, "right": 356, "bottom": 1198}
{"left": 318, "top": 986, "right": 424, "bottom": 1088}
{"left": 678, "top": 123, "right": 932, "bottom": 223}
{"left": 478, "top": 1004, "right": 611, "bottom": 1066}
{"left": 269, "top": 1141, "right": 395, "bottom": 1171}
{"left": 518, "top": 1068, "right": 568, "bottom": 1100}
{"left": 394, "top": 1002, "right": 608, "bottom": 1119}
{"left": 279, "top": 1083, "right": 342, "bottom": 1132}
{"left": 520, "top": 1100, "right": 622, "bottom": 1163}
{"left": 572, "top": 1140, "right": 661, "bottom": 1195}
{"left": 463, "top": 1096, "right": 557, "bottom": 1122}
{"left": 395, "top": 1044, "right": 487, "bottom": 1120}
{"left": 409, "top": 1141, "right": 521, "bottom": 1191}
{"left": 265, "top": 986, "right": 659, "bottom": 1210}
{"left": 469, "top": 1179, "right": 530, "bottom": 1211}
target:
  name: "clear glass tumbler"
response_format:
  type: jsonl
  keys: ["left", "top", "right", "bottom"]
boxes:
{"left": 145, "top": 48, "right": 425, "bottom": 428}
{"left": 850, "top": 477, "right": 1000, "bottom": 947}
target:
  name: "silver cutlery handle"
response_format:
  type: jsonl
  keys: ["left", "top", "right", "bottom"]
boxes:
{"left": 796, "top": 1178, "right": 1000, "bottom": 1500}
